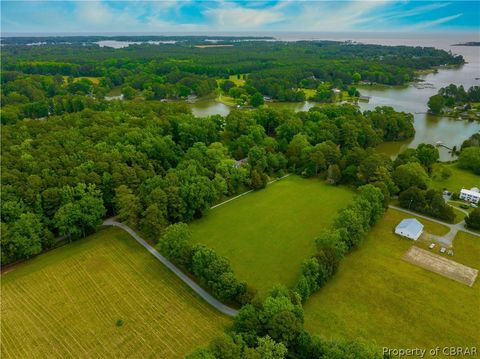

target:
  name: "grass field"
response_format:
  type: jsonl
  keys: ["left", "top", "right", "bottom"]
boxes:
{"left": 216, "top": 93, "right": 237, "bottom": 106}
{"left": 451, "top": 231, "right": 480, "bottom": 269}
{"left": 228, "top": 74, "right": 246, "bottom": 86}
{"left": 431, "top": 163, "right": 480, "bottom": 194}
{"left": 303, "top": 208, "right": 479, "bottom": 353}
{"left": 62, "top": 76, "right": 101, "bottom": 85}
{"left": 190, "top": 175, "right": 354, "bottom": 295}
{"left": 1, "top": 227, "right": 229, "bottom": 359}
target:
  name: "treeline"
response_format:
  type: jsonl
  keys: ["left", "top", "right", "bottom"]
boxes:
{"left": 1, "top": 39, "right": 463, "bottom": 115}
{"left": 294, "top": 185, "right": 386, "bottom": 301}
{"left": 465, "top": 208, "right": 480, "bottom": 230}
{"left": 0, "top": 72, "right": 108, "bottom": 123}
{"left": 187, "top": 286, "right": 382, "bottom": 359}
{"left": 392, "top": 144, "right": 455, "bottom": 222}
{"left": 428, "top": 84, "right": 480, "bottom": 114}
{"left": 1, "top": 103, "right": 415, "bottom": 265}
{"left": 157, "top": 223, "right": 254, "bottom": 305}
{"left": 0, "top": 35, "right": 274, "bottom": 45}
{"left": 0, "top": 70, "right": 218, "bottom": 123}
{"left": 458, "top": 132, "right": 480, "bottom": 175}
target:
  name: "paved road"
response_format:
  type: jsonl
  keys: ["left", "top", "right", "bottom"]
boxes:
{"left": 389, "top": 205, "right": 480, "bottom": 246}
{"left": 103, "top": 218, "right": 239, "bottom": 317}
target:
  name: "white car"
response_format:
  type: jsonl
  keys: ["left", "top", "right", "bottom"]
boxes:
{"left": 429, "top": 243, "right": 436, "bottom": 249}
{"left": 440, "top": 247, "right": 446, "bottom": 253}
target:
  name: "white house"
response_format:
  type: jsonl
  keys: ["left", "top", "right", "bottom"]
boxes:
{"left": 459, "top": 187, "right": 480, "bottom": 204}
{"left": 395, "top": 218, "right": 424, "bottom": 240}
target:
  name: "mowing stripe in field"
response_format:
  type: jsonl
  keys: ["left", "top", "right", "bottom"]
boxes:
{"left": 103, "top": 218, "right": 239, "bottom": 317}
{"left": 1, "top": 228, "right": 230, "bottom": 358}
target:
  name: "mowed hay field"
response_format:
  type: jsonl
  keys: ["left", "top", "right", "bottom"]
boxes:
{"left": 190, "top": 175, "right": 354, "bottom": 295}
{"left": 304, "top": 209, "right": 480, "bottom": 352}
{"left": 1, "top": 227, "right": 229, "bottom": 359}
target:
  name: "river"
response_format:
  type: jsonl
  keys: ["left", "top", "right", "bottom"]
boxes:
{"left": 189, "top": 32, "right": 480, "bottom": 161}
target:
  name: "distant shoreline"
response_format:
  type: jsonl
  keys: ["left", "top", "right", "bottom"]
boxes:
{"left": 452, "top": 42, "right": 480, "bottom": 46}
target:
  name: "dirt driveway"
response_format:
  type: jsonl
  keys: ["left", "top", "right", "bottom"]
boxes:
{"left": 403, "top": 246, "right": 478, "bottom": 287}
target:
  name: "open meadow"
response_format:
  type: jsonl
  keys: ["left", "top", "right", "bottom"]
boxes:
{"left": 1, "top": 227, "right": 229, "bottom": 359}
{"left": 190, "top": 175, "right": 354, "bottom": 295}
{"left": 303, "top": 208, "right": 480, "bottom": 353}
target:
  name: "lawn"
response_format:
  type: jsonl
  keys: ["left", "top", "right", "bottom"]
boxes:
{"left": 216, "top": 93, "right": 237, "bottom": 106}
{"left": 451, "top": 206, "right": 467, "bottom": 223}
{"left": 430, "top": 163, "right": 480, "bottom": 194}
{"left": 190, "top": 175, "right": 354, "bottom": 296}
{"left": 62, "top": 76, "right": 101, "bottom": 85}
{"left": 451, "top": 231, "right": 480, "bottom": 269}
{"left": 1, "top": 227, "right": 229, "bottom": 359}
{"left": 228, "top": 74, "right": 246, "bottom": 86}
{"left": 303, "top": 208, "right": 479, "bottom": 352}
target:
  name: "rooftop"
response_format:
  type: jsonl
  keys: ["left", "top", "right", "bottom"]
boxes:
{"left": 461, "top": 188, "right": 480, "bottom": 195}
{"left": 396, "top": 218, "right": 423, "bottom": 234}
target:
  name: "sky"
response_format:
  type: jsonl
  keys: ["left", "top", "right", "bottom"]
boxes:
{"left": 1, "top": 1, "right": 479, "bottom": 34}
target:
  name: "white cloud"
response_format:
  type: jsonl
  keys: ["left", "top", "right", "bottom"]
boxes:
{"left": 74, "top": 1, "right": 114, "bottom": 25}
{"left": 1, "top": 0, "right": 470, "bottom": 34}
{"left": 203, "top": 1, "right": 287, "bottom": 30}
{"left": 269, "top": 1, "right": 390, "bottom": 32}
{"left": 407, "top": 13, "right": 463, "bottom": 30}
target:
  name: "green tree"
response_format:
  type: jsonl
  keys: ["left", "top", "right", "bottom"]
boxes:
{"left": 209, "top": 334, "right": 242, "bottom": 359}
{"left": 233, "top": 304, "right": 261, "bottom": 346}
{"left": 186, "top": 348, "right": 216, "bottom": 359}
{"left": 326, "top": 164, "right": 341, "bottom": 184}
{"left": 255, "top": 336, "right": 287, "bottom": 359}
{"left": 393, "top": 162, "right": 429, "bottom": 191}
{"left": 157, "top": 223, "right": 192, "bottom": 266}
{"left": 1, "top": 213, "right": 43, "bottom": 263}
{"left": 267, "top": 311, "right": 303, "bottom": 347}
{"left": 352, "top": 72, "right": 361, "bottom": 83}
{"left": 398, "top": 187, "right": 426, "bottom": 211}
{"left": 465, "top": 208, "right": 480, "bottom": 230}
{"left": 54, "top": 183, "right": 106, "bottom": 239}
{"left": 358, "top": 184, "right": 385, "bottom": 225}
{"left": 122, "top": 85, "right": 137, "bottom": 100}
{"left": 220, "top": 80, "right": 236, "bottom": 93}
{"left": 140, "top": 204, "right": 169, "bottom": 240}
{"left": 114, "top": 185, "right": 142, "bottom": 227}
{"left": 250, "top": 93, "right": 264, "bottom": 107}
{"left": 458, "top": 147, "right": 480, "bottom": 175}
{"left": 302, "top": 144, "right": 326, "bottom": 176}
{"left": 250, "top": 169, "right": 268, "bottom": 189}
{"left": 416, "top": 143, "right": 439, "bottom": 170}
{"left": 335, "top": 207, "right": 367, "bottom": 249}
{"left": 427, "top": 94, "right": 445, "bottom": 114}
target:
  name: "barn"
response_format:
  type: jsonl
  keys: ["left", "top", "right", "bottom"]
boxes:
{"left": 395, "top": 218, "right": 424, "bottom": 240}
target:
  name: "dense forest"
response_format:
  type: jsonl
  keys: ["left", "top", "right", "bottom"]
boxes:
{"left": 1, "top": 100, "right": 419, "bottom": 266}
{"left": 1, "top": 37, "right": 464, "bottom": 123}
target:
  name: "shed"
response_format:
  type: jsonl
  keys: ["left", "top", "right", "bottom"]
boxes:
{"left": 395, "top": 218, "right": 424, "bottom": 240}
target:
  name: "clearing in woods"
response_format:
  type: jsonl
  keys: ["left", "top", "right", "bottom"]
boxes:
{"left": 190, "top": 175, "right": 354, "bottom": 296}
{"left": 1, "top": 227, "right": 229, "bottom": 359}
